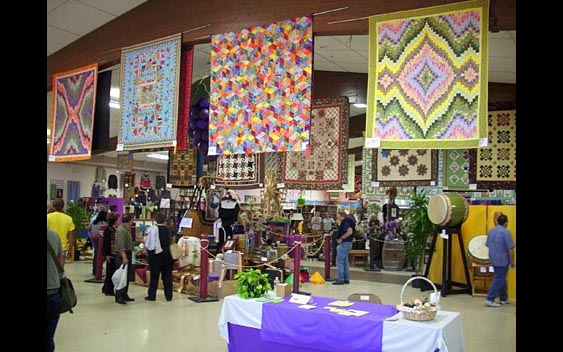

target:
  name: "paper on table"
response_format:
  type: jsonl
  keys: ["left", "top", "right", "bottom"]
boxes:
{"left": 298, "top": 304, "right": 317, "bottom": 309}
{"left": 328, "top": 300, "right": 354, "bottom": 307}
{"left": 345, "top": 309, "right": 370, "bottom": 316}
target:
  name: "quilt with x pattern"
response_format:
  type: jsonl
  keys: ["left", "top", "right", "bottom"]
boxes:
{"left": 366, "top": 0, "right": 489, "bottom": 149}
{"left": 49, "top": 63, "right": 98, "bottom": 162}
{"left": 119, "top": 34, "right": 181, "bottom": 151}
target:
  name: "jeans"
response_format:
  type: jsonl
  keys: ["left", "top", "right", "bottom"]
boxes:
{"left": 336, "top": 241, "right": 353, "bottom": 282}
{"left": 486, "top": 265, "right": 509, "bottom": 302}
{"left": 46, "top": 292, "right": 62, "bottom": 352}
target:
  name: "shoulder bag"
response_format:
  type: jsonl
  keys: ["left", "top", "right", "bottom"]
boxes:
{"left": 47, "top": 243, "right": 77, "bottom": 314}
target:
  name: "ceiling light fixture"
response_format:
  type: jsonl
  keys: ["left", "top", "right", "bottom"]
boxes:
{"left": 109, "top": 101, "right": 120, "bottom": 109}
{"left": 353, "top": 103, "right": 367, "bottom": 108}
{"left": 147, "top": 153, "right": 169, "bottom": 160}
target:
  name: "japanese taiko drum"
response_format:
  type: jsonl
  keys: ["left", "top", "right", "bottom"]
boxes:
{"left": 427, "top": 193, "right": 469, "bottom": 227}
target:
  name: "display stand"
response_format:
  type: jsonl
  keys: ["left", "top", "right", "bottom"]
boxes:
{"left": 423, "top": 224, "right": 472, "bottom": 296}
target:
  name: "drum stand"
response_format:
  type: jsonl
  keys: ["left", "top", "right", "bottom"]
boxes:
{"left": 423, "top": 223, "right": 472, "bottom": 297}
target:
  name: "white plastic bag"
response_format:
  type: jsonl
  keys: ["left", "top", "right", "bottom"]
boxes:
{"left": 112, "top": 264, "right": 128, "bottom": 291}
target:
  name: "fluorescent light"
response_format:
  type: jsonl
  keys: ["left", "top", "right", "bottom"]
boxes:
{"left": 47, "top": 138, "right": 50, "bottom": 144}
{"left": 109, "top": 101, "right": 120, "bottom": 109}
{"left": 110, "top": 87, "right": 120, "bottom": 99}
{"left": 147, "top": 153, "right": 169, "bottom": 160}
{"left": 47, "top": 128, "right": 51, "bottom": 136}
{"left": 353, "top": 103, "right": 367, "bottom": 108}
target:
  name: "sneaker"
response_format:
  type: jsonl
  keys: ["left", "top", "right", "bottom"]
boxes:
{"left": 332, "top": 281, "right": 345, "bottom": 285}
{"left": 485, "top": 300, "right": 501, "bottom": 307}
{"left": 144, "top": 296, "right": 156, "bottom": 301}
{"left": 499, "top": 300, "right": 510, "bottom": 305}
{"left": 344, "top": 280, "right": 350, "bottom": 284}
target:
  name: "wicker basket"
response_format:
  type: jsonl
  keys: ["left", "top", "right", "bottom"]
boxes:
{"left": 399, "top": 276, "right": 439, "bottom": 321}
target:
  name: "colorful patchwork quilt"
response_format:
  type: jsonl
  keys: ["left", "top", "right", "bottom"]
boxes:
{"left": 208, "top": 16, "right": 313, "bottom": 155}
{"left": 119, "top": 34, "right": 181, "bottom": 151}
{"left": 366, "top": 0, "right": 489, "bottom": 149}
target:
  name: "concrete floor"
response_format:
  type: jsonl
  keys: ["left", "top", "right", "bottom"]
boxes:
{"left": 54, "top": 260, "right": 516, "bottom": 351}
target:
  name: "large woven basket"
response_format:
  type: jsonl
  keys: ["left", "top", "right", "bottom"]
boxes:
{"left": 399, "top": 276, "right": 439, "bottom": 321}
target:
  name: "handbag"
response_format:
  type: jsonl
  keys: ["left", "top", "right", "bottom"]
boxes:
{"left": 112, "top": 264, "right": 129, "bottom": 291}
{"left": 47, "top": 243, "right": 77, "bottom": 314}
{"left": 170, "top": 243, "right": 182, "bottom": 260}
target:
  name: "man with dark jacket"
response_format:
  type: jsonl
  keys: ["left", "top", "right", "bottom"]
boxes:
{"left": 333, "top": 212, "right": 356, "bottom": 285}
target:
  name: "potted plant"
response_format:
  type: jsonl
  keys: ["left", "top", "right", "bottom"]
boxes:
{"left": 234, "top": 268, "right": 273, "bottom": 299}
{"left": 65, "top": 200, "right": 90, "bottom": 260}
{"left": 400, "top": 188, "right": 434, "bottom": 277}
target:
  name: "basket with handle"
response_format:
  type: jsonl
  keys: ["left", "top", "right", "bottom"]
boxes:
{"left": 399, "top": 276, "right": 439, "bottom": 321}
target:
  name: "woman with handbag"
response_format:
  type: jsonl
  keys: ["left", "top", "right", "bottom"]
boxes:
{"left": 101, "top": 212, "right": 119, "bottom": 296}
{"left": 144, "top": 212, "right": 175, "bottom": 302}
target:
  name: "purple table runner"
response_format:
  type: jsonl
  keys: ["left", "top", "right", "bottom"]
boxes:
{"left": 261, "top": 295, "right": 398, "bottom": 352}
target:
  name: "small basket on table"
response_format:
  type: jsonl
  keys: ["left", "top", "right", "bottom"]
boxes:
{"left": 397, "top": 276, "right": 440, "bottom": 321}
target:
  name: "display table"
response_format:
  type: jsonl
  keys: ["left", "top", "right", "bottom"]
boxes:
{"left": 218, "top": 294, "right": 465, "bottom": 352}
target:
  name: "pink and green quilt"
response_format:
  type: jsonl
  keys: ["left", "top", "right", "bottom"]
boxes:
{"left": 119, "top": 34, "right": 181, "bottom": 151}
{"left": 366, "top": 0, "right": 489, "bottom": 149}
{"left": 49, "top": 63, "right": 98, "bottom": 162}
{"left": 208, "top": 16, "right": 313, "bottom": 155}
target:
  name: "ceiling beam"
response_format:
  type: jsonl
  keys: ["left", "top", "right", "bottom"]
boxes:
{"left": 47, "top": 0, "right": 516, "bottom": 91}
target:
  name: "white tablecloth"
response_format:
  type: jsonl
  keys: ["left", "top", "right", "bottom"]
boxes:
{"left": 217, "top": 294, "right": 465, "bottom": 352}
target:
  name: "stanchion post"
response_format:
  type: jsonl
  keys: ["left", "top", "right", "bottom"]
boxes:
{"left": 293, "top": 241, "right": 302, "bottom": 293}
{"left": 188, "top": 233, "right": 219, "bottom": 303}
{"left": 96, "top": 236, "right": 104, "bottom": 280}
{"left": 324, "top": 233, "right": 331, "bottom": 280}
{"left": 199, "top": 233, "right": 209, "bottom": 299}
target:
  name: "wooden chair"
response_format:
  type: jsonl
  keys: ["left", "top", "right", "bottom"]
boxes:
{"left": 347, "top": 293, "right": 382, "bottom": 304}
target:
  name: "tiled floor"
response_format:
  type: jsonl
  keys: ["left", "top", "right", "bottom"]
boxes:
{"left": 54, "top": 261, "right": 515, "bottom": 351}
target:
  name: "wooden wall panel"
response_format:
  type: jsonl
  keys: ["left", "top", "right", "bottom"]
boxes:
{"left": 47, "top": 0, "right": 516, "bottom": 91}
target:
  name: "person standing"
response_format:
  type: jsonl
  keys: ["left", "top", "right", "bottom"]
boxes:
{"left": 101, "top": 212, "right": 119, "bottom": 296}
{"left": 47, "top": 227, "right": 64, "bottom": 352}
{"left": 333, "top": 211, "right": 355, "bottom": 285}
{"left": 145, "top": 212, "right": 175, "bottom": 302}
{"left": 310, "top": 211, "right": 322, "bottom": 242}
{"left": 218, "top": 189, "right": 240, "bottom": 251}
{"left": 88, "top": 210, "right": 108, "bottom": 277}
{"left": 321, "top": 213, "right": 337, "bottom": 266}
{"left": 485, "top": 214, "right": 515, "bottom": 307}
{"left": 47, "top": 198, "right": 75, "bottom": 262}
{"left": 114, "top": 213, "right": 135, "bottom": 304}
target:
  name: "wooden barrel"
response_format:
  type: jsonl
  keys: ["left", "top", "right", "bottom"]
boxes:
{"left": 427, "top": 193, "right": 469, "bottom": 227}
{"left": 382, "top": 240, "right": 405, "bottom": 271}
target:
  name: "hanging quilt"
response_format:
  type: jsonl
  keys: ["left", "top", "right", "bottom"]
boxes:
{"left": 264, "top": 152, "right": 283, "bottom": 183}
{"left": 117, "top": 152, "right": 134, "bottom": 171}
{"left": 49, "top": 63, "right": 98, "bottom": 162}
{"left": 177, "top": 46, "right": 194, "bottom": 151}
{"left": 168, "top": 147, "right": 198, "bottom": 187}
{"left": 119, "top": 34, "right": 181, "bottom": 151}
{"left": 372, "top": 149, "right": 437, "bottom": 186}
{"left": 282, "top": 97, "right": 349, "bottom": 190}
{"left": 469, "top": 110, "right": 516, "bottom": 189}
{"left": 328, "top": 154, "right": 355, "bottom": 192}
{"left": 213, "top": 153, "right": 265, "bottom": 189}
{"left": 443, "top": 149, "right": 470, "bottom": 189}
{"left": 209, "top": 15, "right": 313, "bottom": 155}
{"left": 366, "top": 0, "right": 489, "bottom": 149}
{"left": 362, "top": 148, "right": 376, "bottom": 198}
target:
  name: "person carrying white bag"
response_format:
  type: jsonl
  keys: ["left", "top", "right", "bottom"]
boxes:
{"left": 113, "top": 214, "right": 135, "bottom": 305}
